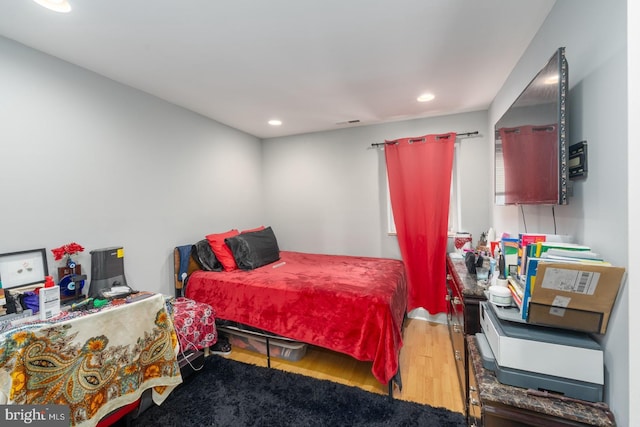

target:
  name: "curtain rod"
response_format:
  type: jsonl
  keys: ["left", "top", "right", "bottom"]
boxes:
{"left": 370, "top": 131, "right": 479, "bottom": 147}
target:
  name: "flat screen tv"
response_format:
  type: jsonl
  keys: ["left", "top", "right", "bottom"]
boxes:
{"left": 494, "top": 47, "right": 568, "bottom": 205}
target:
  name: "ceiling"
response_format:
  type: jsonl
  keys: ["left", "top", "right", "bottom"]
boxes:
{"left": 0, "top": 1, "right": 556, "bottom": 139}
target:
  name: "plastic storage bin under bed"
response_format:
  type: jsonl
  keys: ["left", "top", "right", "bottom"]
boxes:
{"left": 218, "top": 325, "right": 308, "bottom": 362}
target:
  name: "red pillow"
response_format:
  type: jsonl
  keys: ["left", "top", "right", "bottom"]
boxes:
{"left": 205, "top": 229, "right": 240, "bottom": 271}
{"left": 241, "top": 225, "right": 265, "bottom": 234}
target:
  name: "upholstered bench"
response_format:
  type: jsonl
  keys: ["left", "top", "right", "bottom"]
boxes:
{"left": 172, "top": 245, "right": 229, "bottom": 357}
{"left": 171, "top": 296, "right": 218, "bottom": 354}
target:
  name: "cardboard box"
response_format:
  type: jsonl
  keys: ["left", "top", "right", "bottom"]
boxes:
{"left": 527, "top": 263, "right": 626, "bottom": 334}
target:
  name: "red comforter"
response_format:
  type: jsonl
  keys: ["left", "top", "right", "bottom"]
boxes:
{"left": 185, "top": 251, "right": 407, "bottom": 384}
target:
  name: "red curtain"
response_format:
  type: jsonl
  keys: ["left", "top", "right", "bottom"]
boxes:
{"left": 499, "top": 125, "right": 558, "bottom": 204}
{"left": 385, "top": 132, "right": 455, "bottom": 314}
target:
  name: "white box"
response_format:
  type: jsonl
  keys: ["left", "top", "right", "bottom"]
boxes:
{"left": 480, "top": 302, "right": 603, "bottom": 384}
{"left": 39, "top": 285, "right": 61, "bottom": 320}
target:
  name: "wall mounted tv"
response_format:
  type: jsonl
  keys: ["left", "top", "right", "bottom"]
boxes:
{"left": 494, "top": 47, "right": 568, "bottom": 206}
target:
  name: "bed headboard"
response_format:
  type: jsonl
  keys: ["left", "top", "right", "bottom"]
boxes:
{"left": 173, "top": 245, "right": 202, "bottom": 298}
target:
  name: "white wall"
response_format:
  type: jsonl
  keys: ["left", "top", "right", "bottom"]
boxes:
{"left": 262, "top": 111, "right": 491, "bottom": 259}
{"left": 0, "top": 36, "right": 264, "bottom": 296}
{"left": 627, "top": 2, "right": 638, "bottom": 426}
{"left": 489, "top": 0, "right": 630, "bottom": 423}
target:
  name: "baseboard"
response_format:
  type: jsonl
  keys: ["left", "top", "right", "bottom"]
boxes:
{"left": 407, "top": 307, "right": 447, "bottom": 325}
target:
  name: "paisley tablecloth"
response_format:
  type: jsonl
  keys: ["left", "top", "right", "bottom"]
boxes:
{"left": 0, "top": 293, "right": 182, "bottom": 427}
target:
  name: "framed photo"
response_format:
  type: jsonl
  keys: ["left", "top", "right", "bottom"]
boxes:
{"left": 0, "top": 248, "right": 49, "bottom": 290}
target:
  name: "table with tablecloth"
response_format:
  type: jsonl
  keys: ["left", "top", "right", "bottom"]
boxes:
{"left": 0, "top": 293, "right": 182, "bottom": 427}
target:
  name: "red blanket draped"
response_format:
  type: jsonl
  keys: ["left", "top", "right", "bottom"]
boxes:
{"left": 185, "top": 251, "right": 407, "bottom": 384}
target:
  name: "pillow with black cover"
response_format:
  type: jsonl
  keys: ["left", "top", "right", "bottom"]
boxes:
{"left": 225, "top": 226, "right": 280, "bottom": 270}
{"left": 192, "top": 239, "right": 223, "bottom": 271}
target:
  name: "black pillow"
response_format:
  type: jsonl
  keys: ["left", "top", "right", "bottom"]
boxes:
{"left": 225, "top": 226, "right": 280, "bottom": 270}
{"left": 192, "top": 239, "right": 223, "bottom": 271}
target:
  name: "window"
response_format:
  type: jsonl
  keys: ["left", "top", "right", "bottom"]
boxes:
{"left": 387, "top": 177, "right": 396, "bottom": 234}
{"left": 449, "top": 142, "right": 461, "bottom": 233}
{"left": 494, "top": 140, "right": 505, "bottom": 205}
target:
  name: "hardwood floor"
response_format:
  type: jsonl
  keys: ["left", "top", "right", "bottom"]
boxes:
{"left": 222, "top": 318, "right": 465, "bottom": 414}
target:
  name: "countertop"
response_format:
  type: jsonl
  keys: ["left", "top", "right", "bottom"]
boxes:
{"left": 447, "top": 254, "right": 488, "bottom": 299}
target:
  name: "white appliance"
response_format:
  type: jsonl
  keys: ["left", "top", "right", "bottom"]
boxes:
{"left": 479, "top": 302, "right": 603, "bottom": 385}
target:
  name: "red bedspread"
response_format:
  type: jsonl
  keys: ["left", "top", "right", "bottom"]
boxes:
{"left": 185, "top": 251, "right": 407, "bottom": 384}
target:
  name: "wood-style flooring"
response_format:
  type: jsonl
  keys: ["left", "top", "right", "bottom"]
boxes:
{"left": 222, "top": 318, "right": 465, "bottom": 414}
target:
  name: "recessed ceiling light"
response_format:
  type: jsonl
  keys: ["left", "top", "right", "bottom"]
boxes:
{"left": 268, "top": 119, "right": 282, "bottom": 126}
{"left": 417, "top": 93, "right": 435, "bottom": 102}
{"left": 33, "top": 0, "right": 72, "bottom": 13}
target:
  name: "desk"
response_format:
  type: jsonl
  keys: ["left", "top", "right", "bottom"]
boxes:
{"left": 0, "top": 293, "right": 182, "bottom": 427}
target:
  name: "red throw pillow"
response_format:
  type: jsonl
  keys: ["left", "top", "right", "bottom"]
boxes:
{"left": 206, "top": 229, "right": 240, "bottom": 271}
{"left": 241, "top": 225, "right": 265, "bottom": 234}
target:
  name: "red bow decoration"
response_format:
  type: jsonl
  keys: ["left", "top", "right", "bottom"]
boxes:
{"left": 51, "top": 242, "right": 85, "bottom": 261}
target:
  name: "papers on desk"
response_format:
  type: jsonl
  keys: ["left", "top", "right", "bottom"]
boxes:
{"left": 101, "top": 285, "right": 133, "bottom": 298}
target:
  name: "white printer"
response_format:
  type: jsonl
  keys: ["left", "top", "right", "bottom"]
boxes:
{"left": 477, "top": 301, "right": 604, "bottom": 402}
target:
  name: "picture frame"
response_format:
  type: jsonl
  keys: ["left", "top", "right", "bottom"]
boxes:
{"left": 0, "top": 248, "right": 49, "bottom": 290}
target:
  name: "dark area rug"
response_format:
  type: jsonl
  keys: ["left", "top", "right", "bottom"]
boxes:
{"left": 131, "top": 355, "right": 466, "bottom": 427}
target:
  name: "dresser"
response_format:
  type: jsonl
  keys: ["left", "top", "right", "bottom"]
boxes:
{"left": 445, "top": 254, "right": 487, "bottom": 423}
{"left": 467, "top": 336, "right": 615, "bottom": 426}
{"left": 445, "top": 254, "right": 616, "bottom": 426}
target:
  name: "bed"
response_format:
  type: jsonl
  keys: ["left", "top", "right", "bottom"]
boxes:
{"left": 173, "top": 231, "right": 407, "bottom": 391}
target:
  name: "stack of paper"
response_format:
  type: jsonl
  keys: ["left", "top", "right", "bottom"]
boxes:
{"left": 518, "top": 233, "right": 546, "bottom": 277}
